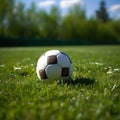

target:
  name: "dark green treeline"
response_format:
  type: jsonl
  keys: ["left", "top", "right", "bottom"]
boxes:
{"left": 0, "top": 0, "right": 120, "bottom": 44}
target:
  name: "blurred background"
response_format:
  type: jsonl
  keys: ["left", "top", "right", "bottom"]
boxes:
{"left": 0, "top": 0, "right": 120, "bottom": 46}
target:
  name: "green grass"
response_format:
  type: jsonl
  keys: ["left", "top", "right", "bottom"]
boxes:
{"left": 0, "top": 46, "right": 120, "bottom": 120}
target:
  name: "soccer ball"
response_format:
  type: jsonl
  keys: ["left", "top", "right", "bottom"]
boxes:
{"left": 36, "top": 50, "right": 73, "bottom": 81}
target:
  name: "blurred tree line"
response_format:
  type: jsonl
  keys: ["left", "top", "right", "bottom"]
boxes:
{"left": 0, "top": 0, "right": 120, "bottom": 44}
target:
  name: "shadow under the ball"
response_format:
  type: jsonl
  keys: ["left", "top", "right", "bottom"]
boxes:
{"left": 58, "top": 77, "right": 95, "bottom": 86}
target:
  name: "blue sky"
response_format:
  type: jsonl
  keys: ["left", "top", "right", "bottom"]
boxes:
{"left": 16, "top": 0, "right": 120, "bottom": 19}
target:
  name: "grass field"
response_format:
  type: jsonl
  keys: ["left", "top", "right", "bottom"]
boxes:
{"left": 0, "top": 46, "right": 120, "bottom": 120}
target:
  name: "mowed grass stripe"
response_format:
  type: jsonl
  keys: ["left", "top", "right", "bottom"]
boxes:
{"left": 0, "top": 46, "right": 120, "bottom": 120}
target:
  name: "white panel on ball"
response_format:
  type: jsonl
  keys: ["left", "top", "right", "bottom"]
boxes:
{"left": 45, "top": 65, "right": 61, "bottom": 79}
{"left": 36, "top": 55, "right": 47, "bottom": 79}
{"left": 45, "top": 50, "right": 60, "bottom": 56}
{"left": 57, "top": 53, "right": 70, "bottom": 67}
{"left": 37, "top": 55, "right": 47, "bottom": 69}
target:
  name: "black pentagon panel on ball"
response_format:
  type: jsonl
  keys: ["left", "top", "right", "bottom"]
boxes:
{"left": 48, "top": 55, "right": 57, "bottom": 64}
{"left": 39, "top": 69, "right": 48, "bottom": 79}
{"left": 62, "top": 67, "right": 69, "bottom": 77}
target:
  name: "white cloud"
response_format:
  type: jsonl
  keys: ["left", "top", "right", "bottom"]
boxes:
{"left": 108, "top": 4, "right": 120, "bottom": 12}
{"left": 60, "top": 0, "right": 83, "bottom": 8}
{"left": 38, "top": 0, "right": 56, "bottom": 7}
